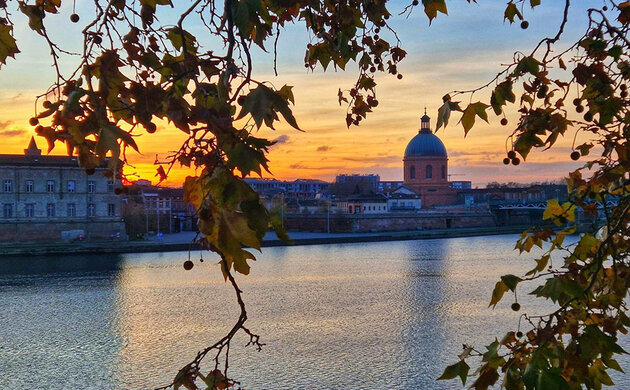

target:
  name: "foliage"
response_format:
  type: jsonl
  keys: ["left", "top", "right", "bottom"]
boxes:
{"left": 1, "top": 0, "right": 629, "bottom": 388}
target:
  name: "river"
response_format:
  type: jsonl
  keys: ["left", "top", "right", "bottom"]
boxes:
{"left": 0, "top": 234, "right": 628, "bottom": 389}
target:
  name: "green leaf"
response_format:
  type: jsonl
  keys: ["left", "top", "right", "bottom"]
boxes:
{"left": 0, "top": 24, "right": 19, "bottom": 68}
{"left": 236, "top": 84, "right": 300, "bottom": 130}
{"left": 501, "top": 274, "right": 522, "bottom": 292}
{"left": 491, "top": 81, "right": 515, "bottom": 115}
{"left": 438, "top": 360, "right": 469, "bottom": 385}
{"left": 514, "top": 56, "right": 540, "bottom": 77}
{"left": 513, "top": 131, "right": 543, "bottom": 160}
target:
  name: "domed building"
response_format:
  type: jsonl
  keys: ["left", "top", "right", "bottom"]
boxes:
{"left": 403, "top": 112, "right": 458, "bottom": 207}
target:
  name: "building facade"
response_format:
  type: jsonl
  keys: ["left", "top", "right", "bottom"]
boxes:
{"left": 403, "top": 113, "right": 458, "bottom": 207}
{"left": 0, "top": 138, "right": 125, "bottom": 242}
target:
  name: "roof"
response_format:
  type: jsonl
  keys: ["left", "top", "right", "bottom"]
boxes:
{"left": 404, "top": 130, "right": 447, "bottom": 158}
{"left": 0, "top": 137, "right": 109, "bottom": 168}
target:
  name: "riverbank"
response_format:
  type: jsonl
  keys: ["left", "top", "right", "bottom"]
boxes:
{"left": 0, "top": 225, "right": 533, "bottom": 256}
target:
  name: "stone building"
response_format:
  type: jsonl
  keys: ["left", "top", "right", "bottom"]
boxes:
{"left": 0, "top": 138, "right": 125, "bottom": 242}
{"left": 403, "top": 112, "right": 458, "bottom": 207}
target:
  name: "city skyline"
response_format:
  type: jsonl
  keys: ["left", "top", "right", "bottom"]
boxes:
{"left": 0, "top": 1, "right": 591, "bottom": 186}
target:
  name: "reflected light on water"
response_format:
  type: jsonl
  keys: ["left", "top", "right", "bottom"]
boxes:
{"left": 1, "top": 235, "right": 629, "bottom": 389}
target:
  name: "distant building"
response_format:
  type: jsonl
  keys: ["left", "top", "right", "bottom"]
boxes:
{"left": 244, "top": 178, "right": 330, "bottom": 199}
{"left": 122, "top": 184, "right": 196, "bottom": 235}
{"left": 386, "top": 186, "right": 421, "bottom": 211}
{"left": 336, "top": 194, "right": 388, "bottom": 214}
{"left": 403, "top": 113, "right": 458, "bottom": 207}
{"left": 0, "top": 137, "right": 125, "bottom": 241}
{"left": 330, "top": 174, "right": 380, "bottom": 197}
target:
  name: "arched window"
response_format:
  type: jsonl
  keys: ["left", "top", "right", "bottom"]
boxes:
{"left": 410, "top": 166, "right": 415, "bottom": 179}
{"left": 426, "top": 165, "right": 433, "bottom": 179}
{"left": 441, "top": 165, "right": 446, "bottom": 179}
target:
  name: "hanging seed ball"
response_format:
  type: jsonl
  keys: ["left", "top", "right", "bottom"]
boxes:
{"left": 183, "top": 260, "right": 194, "bottom": 270}
{"left": 512, "top": 157, "right": 521, "bottom": 166}
{"left": 520, "top": 20, "right": 529, "bottom": 29}
{"left": 584, "top": 112, "right": 593, "bottom": 122}
{"left": 199, "top": 258, "right": 204, "bottom": 263}
{"left": 70, "top": 13, "right": 80, "bottom": 23}
{"left": 511, "top": 302, "right": 521, "bottom": 311}
{"left": 397, "top": 74, "right": 403, "bottom": 80}
{"left": 146, "top": 122, "right": 157, "bottom": 133}
{"left": 503, "top": 157, "right": 511, "bottom": 165}
{"left": 621, "top": 84, "right": 627, "bottom": 91}
{"left": 572, "top": 98, "right": 581, "bottom": 106}
{"left": 500, "top": 118, "right": 508, "bottom": 126}
{"left": 412, "top": 0, "right": 419, "bottom": 5}
{"left": 603, "top": 5, "right": 608, "bottom": 11}
{"left": 507, "top": 150, "right": 516, "bottom": 159}
{"left": 516, "top": 331, "right": 523, "bottom": 338}
{"left": 29, "top": 117, "right": 39, "bottom": 126}
{"left": 370, "top": 66, "right": 376, "bottom": 73}
{"left": 570, "top": 151, "right": 581, "bottom": 161}
{"left": 93, "top": 35, "right": 103, "bottom": 45}
{"left": 43, "top": 100, "right": 52, "bottom": 109}
{"left": 575, "top": 105, "right": 584, "bottom": 113}
{"left": 621, "top": 91, "right": 628, "bottom": 98}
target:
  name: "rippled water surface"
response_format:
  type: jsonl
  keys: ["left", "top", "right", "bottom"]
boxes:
{"left": 1, "top": 235, "right": 628, "bottom": 389}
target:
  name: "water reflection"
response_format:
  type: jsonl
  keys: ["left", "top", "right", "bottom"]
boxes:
{"left": 1, "top": 236, "right": 629, "bottom": 389}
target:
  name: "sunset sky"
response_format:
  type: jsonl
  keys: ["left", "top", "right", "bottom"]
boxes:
{"left": 0, "top": 1, "right": 595, "bottom": 187}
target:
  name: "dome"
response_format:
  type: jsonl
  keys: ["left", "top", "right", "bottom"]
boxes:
{"left": 404, "top": 130, "right": 448, "bottom": 157}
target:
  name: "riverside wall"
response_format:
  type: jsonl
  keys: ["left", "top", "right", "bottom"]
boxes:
{"left": 284, "top": 211, "right": 496, "bottom": 233}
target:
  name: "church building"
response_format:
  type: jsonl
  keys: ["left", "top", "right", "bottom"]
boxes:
{"left": 403, "top": 112, "right": 458, "bottom": 207}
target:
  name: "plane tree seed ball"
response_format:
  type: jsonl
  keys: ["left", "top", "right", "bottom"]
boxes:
{"left": 29, "top": 117, "right": 39, "bottom": 126}
{"left": 503, "top": 157, "right": 510, "bottom": 165}
{"left": 507, "top": 150, "right": 516, "bottom": 159}
{"left": 511, "top": 157, "right": 521, "bottom": 166}
{"left": 511, "top": 302, "right": 521, "bottom": 311}
{"left": 500, "top": 118, "right": 508, "bottom": 126}
{"left": 571, "top": 151, "right": 581, "bottom": 161}
{"left": 183, "top": 260, "right": 194, "bottom": 270}
{"left": 520, "top": 20, "right": 529, "bottom": 29}
{"left": 70, "top": 13, "right": 80, "bottom": 23}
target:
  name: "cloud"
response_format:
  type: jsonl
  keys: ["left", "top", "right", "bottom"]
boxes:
{"left": 316, "top": 145, "right": 330, "bottom": 152}
{"left": 0, "top": 129, "right": 25, "bottom": 137}
{"left": 11, "top": 93, "right": 23, "bottom": 101}
{"left": 272, "top": 135, "right": 290, "bottom": 144}
{"left": 289, "top": 162, "right": 307, "bottom": 169}
{"left": 0, "top": 120, "right": 13, "bottom": 130}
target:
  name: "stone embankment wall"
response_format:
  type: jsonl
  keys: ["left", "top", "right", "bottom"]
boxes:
{"left": 284, "top": 212, "right": 496, "bottom": 233}
{"left": 0, "top": 220, "right": 126, "bottom": 242}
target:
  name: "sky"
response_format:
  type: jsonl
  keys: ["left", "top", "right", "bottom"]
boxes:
{"left": 0, "top": 0, "right": 597, "bottom": 187}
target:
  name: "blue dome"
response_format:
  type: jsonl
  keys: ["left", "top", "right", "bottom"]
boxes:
{"left": 404, "top": 129, "right": 447, "bottom": 158}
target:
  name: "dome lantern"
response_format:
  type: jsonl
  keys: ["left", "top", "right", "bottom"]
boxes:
{"left": 420, "top": 107, "right": 431, "bottom": 133}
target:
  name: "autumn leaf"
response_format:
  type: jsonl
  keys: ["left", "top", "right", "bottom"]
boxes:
{"left": 438, "top": 360, "right": 469, "bottom": 385}
{"left": 504, "top": 2, "right": 522, "bottom": 23}
{"left": 422, "top": 0, "right": 448, "bottom": 24}
{"left": 459, "top": 102, "right": 489, "bottom": 135}
{"left": 0, "top": 24, "right": 19, "bottom": 68}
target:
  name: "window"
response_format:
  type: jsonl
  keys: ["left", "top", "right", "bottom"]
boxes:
{"left": 4, "top": 180, "right": 12, "bottom": 192}
{"left": 3, "top": 204, "right": 12, "bottom": 218}
{"left": 25, "top": 180, "right": 33, "bottom": 193}
{"left": 88, "top": 204, "right": 95, "bottom": 217}
{"left": 25, "top": 204, "right": 34, "bottom": 218}
{"left": 67, "top": 180, "right": 76, "bottom": 193}
{"left": 107, "top": 180, "right": 114, "bottom": 192}
{"left": 67, "top": 203, "right": 76, "bottom": 217}
{"left": 47, "top": 180, "right": 55, "bottom": 193}
{"left": 441, "top": 165, "right": 446, "bottom": 179}
{"left": 88, "top": 181, "right": 95, "bottom": 193}
{"left": 410, "top": 166, "right": 415, "bottom": 179}
{"left": 46, "top": 203, "right": 55, "bottom": 217}
{"left": 107, "top": 204, "right": 116, "bottom": 217}
{"left": 426, "top": 165, "right": 433, "bottom": 179}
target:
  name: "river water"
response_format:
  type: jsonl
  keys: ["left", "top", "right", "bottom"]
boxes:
{"left": 1, "top": 234, "right": 628, "bottom": 389}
